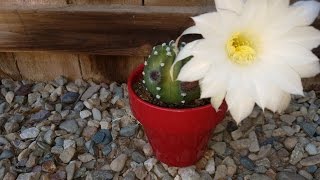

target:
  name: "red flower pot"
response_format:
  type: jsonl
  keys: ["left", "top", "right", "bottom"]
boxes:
{"left": 128, "top": 64, "right": 227, "bottom": 167}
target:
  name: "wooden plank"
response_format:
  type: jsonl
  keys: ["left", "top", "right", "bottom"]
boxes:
{"left": 0, "top": 0, "right": 141, "bottom": 5}
{"left": 0, "top": 0, "right": 144, "bottom": 82}
{"left": 70, "top": 0, "right": 141, "bottom": 5}
{"left": 0, "top": 5, "right": 318, "bottom": 56}
{"left": 0, "top": 53, "right": 21, "bottom": 80}
{"left": 0, "top": 5, "right": 213, "bottom": 56}
{"left": 72, "top": 0, "right": 144, "bottom": 83}
{"left": 144, "top": 0, "right": 214, "bottom": 6}
{"left": 14, "top": 52, "right": 82, "bottom": 81}
{"left": 0, "top": 0, "right": 68, "bottom": 6}
{"left": 79, "top": 55, "right": 144, "bottom": 82}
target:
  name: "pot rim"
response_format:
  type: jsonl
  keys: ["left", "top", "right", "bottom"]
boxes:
{"left": 128, "top": 63, "right": 216, "bottom": 113}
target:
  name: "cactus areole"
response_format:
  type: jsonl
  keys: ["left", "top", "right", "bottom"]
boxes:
{"left": 143, "top": 41, "right": 201, "bottom": 105}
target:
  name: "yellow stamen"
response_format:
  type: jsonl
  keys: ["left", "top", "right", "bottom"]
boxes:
{"left": 226, "top": 32, "right": 257, "bottom": 65}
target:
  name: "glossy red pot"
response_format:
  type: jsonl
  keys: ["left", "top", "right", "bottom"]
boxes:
{"left": 128, "top": 64, "right": 227, "bottom": 167}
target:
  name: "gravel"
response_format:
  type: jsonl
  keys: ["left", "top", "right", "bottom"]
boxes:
{"left": 0, "top": 76, "right": 319, "bottom": 179}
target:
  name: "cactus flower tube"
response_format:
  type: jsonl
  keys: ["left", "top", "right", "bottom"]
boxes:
{"left": 143, "top": 42, "right": 200, "bottom": 104}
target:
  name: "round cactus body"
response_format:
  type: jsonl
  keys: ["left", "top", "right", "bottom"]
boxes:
{"left": 143, "top": 41, "right": 200, "bottom": 105}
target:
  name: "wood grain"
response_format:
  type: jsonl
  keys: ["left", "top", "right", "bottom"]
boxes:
{"left": 144, "top": 0, "right": 214, "bottom": 6}
{"left": 0, "top": 0, "right": 68, "bottom": 6}
{"left": 69, "top": 0, "right": 141, "bottom": 5}
{"left": 0, "top": 53, "right": 21, "bottom": 80}
{"left": 14, "top": 52, "right": 82, "bottom": 81}
{"left": 0, "top": 5, "right": 214, "bottom": 56}
{"left": 72, "top": 0, "right": 144, "bottom": 83}
{"left": 79, "top": 55, "right": 144, "bottom": 82}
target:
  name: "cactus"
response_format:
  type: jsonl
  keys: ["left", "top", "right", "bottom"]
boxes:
{"left": 143, "top": 41, "right": 200, "bottom": 105}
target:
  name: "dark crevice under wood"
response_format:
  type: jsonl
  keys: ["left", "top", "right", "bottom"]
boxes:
{"left": 11, "top": 53, "right": 22, "bottom": 79}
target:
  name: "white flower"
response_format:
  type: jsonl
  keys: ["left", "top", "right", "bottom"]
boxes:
{"left": 174, "top": 0, "right": 320, "bottom": 124}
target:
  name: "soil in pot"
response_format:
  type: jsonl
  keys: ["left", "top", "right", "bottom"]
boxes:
{"left": 133, "top": 77, "right": 210, "bottom": 109}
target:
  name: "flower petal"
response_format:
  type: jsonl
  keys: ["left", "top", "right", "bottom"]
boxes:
{"left": 291, "top": 61, "right": 320, "bottom": 78}
{"left": 210, "top": 91, "right": 226, "bottom": 112}
{"left": 200, "top": 64, "right": 229, "bottom": 98}
{"left": 291, "top": 0, "right": 320, "bottom": 26}
{"left": 276, "top": 93, "right": 291, "bottom": 113}
{"left": 226, "top": 90, "right": 255, "bottom": 124}
{"left": 240, "top": 0, "right": 268, "bottom": 28}
{"left": 177, "top": 57, "right": 212, "bottom": 82}
{"left": 281, "top": 26, "right": 320, "bottom": 50}
{"left": 170, "top": 40, "right": 201, "bottom": 79}
{"left": 181, "top": 25, "right": 201, "bottom": 36}
{"left": 266, "top": 0, "right": 320, "bottom": 36}
{"left": 268, "top": 0, "right": 289, "bottom": 10}
{"left": 175, "top": 40, "right": 204, "bottom": 61}
{"left": 215, "top": 0, "right": 244, "bottom": 14}
{"left": 266, "top": 65, "right": 304, "bottom": 95}
{"left": 191, "top": 12, "right": 221, "bottom": 37}
{"left": 265, "top": 90, "right": 291, "bottom": 113}
{"left": 266, "top": 42, "right": 319, "bottom": 65}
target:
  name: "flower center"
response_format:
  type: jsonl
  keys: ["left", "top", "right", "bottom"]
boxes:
{"left": 226, "top": 32, "right": 256, "bottom": 65}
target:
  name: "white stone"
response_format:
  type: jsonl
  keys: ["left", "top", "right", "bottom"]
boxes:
{"left": 110, "top": 154, "right": 128, "bottom": 172}
{"left": 92, "top": 108, "right": 102, "bottom": 121}
{"left": 80, "top": 110, "right": 92, "bottom": 119}
{"left": 20, "top": 127, "right": 40, "bottom": 139}
{"left": 100, "top": 121, "right": 110, "bottom": 130}
{"left": 178, "top": 167, "right": 200, "bottom": 180}
{"left": 83, "top": 101, "right": 93, "bottom": 109}
{"left": 5, "top": 91, "right": 14, "bottom": 104}
{"left": 143, "top": 143, "right": 153, "bottom": 156}
{"left": 78, "top": 153, "right": 95, "bottom": 163}
{"left": 305, "top": 143, "right": 319, "bottom": 155}
{"left": 144, "top": 158, "right": 158, "bottom": 171}
{"left": 64, "top": 140, "right": 76, "bottom": 149}
{"left": 205, "top": 159, "right": 216, "bottom": 175}
{"left": 59, "top": 147, "right": 76, "bottom": 164}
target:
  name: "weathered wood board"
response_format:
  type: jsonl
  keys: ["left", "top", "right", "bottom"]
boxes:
{"left": 14, "top": 52, "right": 82, "bottom": 81}
{"left": 0, "top": 5, "right": 214, "bottom": 56}
{"left": 0, "top": 53, "right": 21, "bottom": 80}
{"left": 0, "top": 0, "right": 144, "bottom": 82}
{"left": 79, "top": 55, "right": 144, "bottom": 82}
{"left": 144, "top": 0, "right": 214, "bottom": 6}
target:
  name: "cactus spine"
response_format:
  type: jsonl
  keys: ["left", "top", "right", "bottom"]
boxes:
{"left": 143, "top": 41, "right": 200, "bottom": 105}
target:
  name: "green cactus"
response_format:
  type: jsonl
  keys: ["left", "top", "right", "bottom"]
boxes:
{"left": 143, "top": 41, "right": 200, "bottom": 105}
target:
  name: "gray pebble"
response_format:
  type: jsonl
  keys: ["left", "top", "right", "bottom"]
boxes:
{"left": 290, "top": 143, "right": 305, "bottom": 165}
{"left": 211, "top": 142, "right": 226, "bottom": 155}
{"left": 74, "top": 102, "right": 84, "bottom": 112}
{"left": 300, "top": 122, "right": 317, "bottom": 137}
{"left": 131, "top": 151, "right": 146, "bottom": 163}
{"left": 0, "top": 150, "right": 14, "bottom": 160}
{"left": 240, "top": 157, "right": 255, "bottom": 171}
{"left": 31, "top": 110, "right": 50, "bottom": 121}
{"left": 276, "top": 172, "right": 306, "bottom": 180}
{"left": 305, "top": 143, "right": 318, "bottom": 155}
{"left": 120, "top": 125, "right": 138, "bottom": 137}
{"left": 59, "top": 120, "right": 79, "bottom": 134}
{"left": 61, "top": 92, "right": 79, "bottom": 104}
{"left": 102, "top": 144, "right": 112, "bottom": 156}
